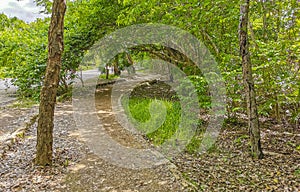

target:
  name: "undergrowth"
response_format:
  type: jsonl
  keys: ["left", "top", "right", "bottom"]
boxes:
{"left": 99, "top": 74, "right": 119, "bottom": 80}
{"left": 122, "top": 96, "right": 206, "bottom": 154}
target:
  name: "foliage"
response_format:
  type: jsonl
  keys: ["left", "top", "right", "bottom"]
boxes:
{"left": 0, "top": 0, "right": 122, "bottom": 99}
{"left": 60, "top": 0, "right": 122, "bottom": 93}
{"left": 249, "top": 0, "right": 300, "bottom": 123}
{"left": 0, "top": 18, "right": 48, "bottom": 99}
{"left": 99, "top": 74, "right": 119, "bottom": 80}
{"left": 0, "top": 13, "right": 11, "bottom": 31}
{"left": 0, "top": 0, "right": 298, "bottom": 124}
{"left": 117, "top": 0, "right": 300, "bottom": 124}
{"left": 185, "top": 75, "right": 211, "bottom": 109}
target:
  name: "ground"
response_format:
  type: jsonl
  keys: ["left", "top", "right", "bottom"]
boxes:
{"left": 0, "top": 77, "right": 299, "bottom": 191}
{"left": 0, "top": 78, "right": 17, "bottom": 107}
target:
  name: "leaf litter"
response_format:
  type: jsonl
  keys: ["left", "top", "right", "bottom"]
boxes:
{"left": 0, "top": 84, "right": 299, "bottom": 191}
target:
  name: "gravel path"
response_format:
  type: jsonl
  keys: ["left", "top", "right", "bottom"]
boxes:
{"left": 0, "top": 79, "right": 17, "bottom": 107}
{"left": 64, "top": 85, "right": 191, "bottom": 191}
{"left": 0, "top": 84, "right": 192, "bottom": 191}
{"left": 0, "top": 76, "right": 299, "bottom": 191}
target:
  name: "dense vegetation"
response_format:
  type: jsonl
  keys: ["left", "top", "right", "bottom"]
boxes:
{"left": 0, "top": 0, "right": 299, "bottom": 125}
{"left": 0, "top": 1, "right": 299, "bottom": 190}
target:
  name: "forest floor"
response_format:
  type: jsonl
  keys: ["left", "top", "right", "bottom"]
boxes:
{"left": 0, "top": 78, "right": 299, "bottom": 191}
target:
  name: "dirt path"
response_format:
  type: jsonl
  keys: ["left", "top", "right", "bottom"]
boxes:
{"left": 1, "top": 77, "right": 299, "bottom": 191}
{"left": 0, "top": 79, "right": 17, "bottom": 107}
{"left": 64, "top": 85, "right": 192, "bottom": 191}
{"left": 0, "top": 106, "right": 37, "bottom": 140}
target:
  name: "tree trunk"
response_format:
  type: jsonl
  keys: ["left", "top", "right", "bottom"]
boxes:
{"left": 35, "top": 0, "right": 66, "bottom": 166}
{"left": 126, "top": 53, "right": 135, "bottom": 74}
{"left": 106, "top": 65, "right": 109, "bottom": 79}
{"left": 113, "top": 55, "right": 120, "bottom": 76}
{"left": 239, "top": 0, "right": 263, "bottom": 159}
{"left": 261, "top": 0, "right": 268, "bottom": 40}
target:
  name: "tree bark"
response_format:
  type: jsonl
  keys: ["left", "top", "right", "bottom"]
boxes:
{"left": 239, "top": 0, "right": 263, "bottom": 159}
{"left": 35, "top": 0, "right": 66, "bottom": 166}
{"left": 106, "top": 65, "right": 109, "bottom": 79}
{"left": 113, "top": 55, "right": 120, "bottom": 76}
{"left": 126, "top": 53, "right": 135, "bottom": 74}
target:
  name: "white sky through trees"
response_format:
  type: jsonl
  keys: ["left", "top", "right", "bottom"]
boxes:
{"left": 0, "top": 0, "right": 46, "bottom": 23}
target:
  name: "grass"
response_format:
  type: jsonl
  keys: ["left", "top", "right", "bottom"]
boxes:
{"left": 9, "top": 98, "right": 38, "bottom": 109}
{"left": 99, "top": 74, "right": 119, "bottom": 80}
{"left": 234, "top": 134, "right": 249, "bottom": 145}
{"left": 79, "top": 65, "right": 94, "bottom": 71}
{"left": 123, "top": 97, "right": 181, "bottom": 144}
{"left": 294, "top": 169, "right": 300, "bottom": 178}
{"left": 122, "top": 96, "right": 205, "bottom": 154}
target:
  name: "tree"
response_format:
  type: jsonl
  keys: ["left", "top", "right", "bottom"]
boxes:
{"left": 35, "top": 0, "right": 66, "bottom": 166}
{"left": 239, "top": 0, "right": 263, "bottom": 159}
{"left": 0, "top": 18, "right": 48, "bottom": 98}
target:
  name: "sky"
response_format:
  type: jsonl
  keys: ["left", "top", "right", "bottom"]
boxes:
{"left": 0, "top": 0, "right": 47, "bottom": 23}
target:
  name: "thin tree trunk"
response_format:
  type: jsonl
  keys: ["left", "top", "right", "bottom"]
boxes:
{"left": 106, "top": 65, "right": 109, "bottom": 79}
{"left": 113, "top": 55, "right": 120, "bottom": 76}
{"left": 126, "top": 53, "right": 135, "bottom": 74}
{"left": 261, "top": 0, "right": 267, "bottom": 40}
{"left": 239, "top": 0, "right": 263, "bottom": 159}
{"left": 35, "top": 0, "right": 66, "bottom": 166}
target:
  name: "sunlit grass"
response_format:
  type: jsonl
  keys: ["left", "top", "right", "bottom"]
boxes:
{"left": 99, "top": 74, "right": 119, "bottom": 80}
{"left": 122, "top": 96, "right": 205, "bottom": 154}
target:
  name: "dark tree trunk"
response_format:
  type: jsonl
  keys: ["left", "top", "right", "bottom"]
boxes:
{"left": 126, "top": 53, "right": 135, "bottom": 74}
{"left": 35, "top": 0, "right": 66, "bottom": 166}
{"left": 113, "top": 56, "right": 120, "bottom": 76}
{"left": 106, "top": 65, "right": 109, "bottom": 79}
{"left": 239, "top": 0, "right": 263, "bottom": 159}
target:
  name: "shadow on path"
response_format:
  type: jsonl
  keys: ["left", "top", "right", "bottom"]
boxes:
{"left": 64, "top": 85, "right": 191, "bottom": 191}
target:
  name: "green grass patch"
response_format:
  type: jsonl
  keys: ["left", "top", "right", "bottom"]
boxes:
{"left": 99, "top": 74, "right": 119, "bottom": 80}
{"left": 124, "top": 97, "right": 181, "bottom": 145}
{"left": 294, "top": 169, "right": 300, "bottom": 178}
{"left": 234, "top": 134, "right": 249, "bottom": 145}
{"left": 79, "top": 65, "right": 94, "bottom": 71}
{"left": 122, "top": 96, "right": 205, "bottom": 154}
